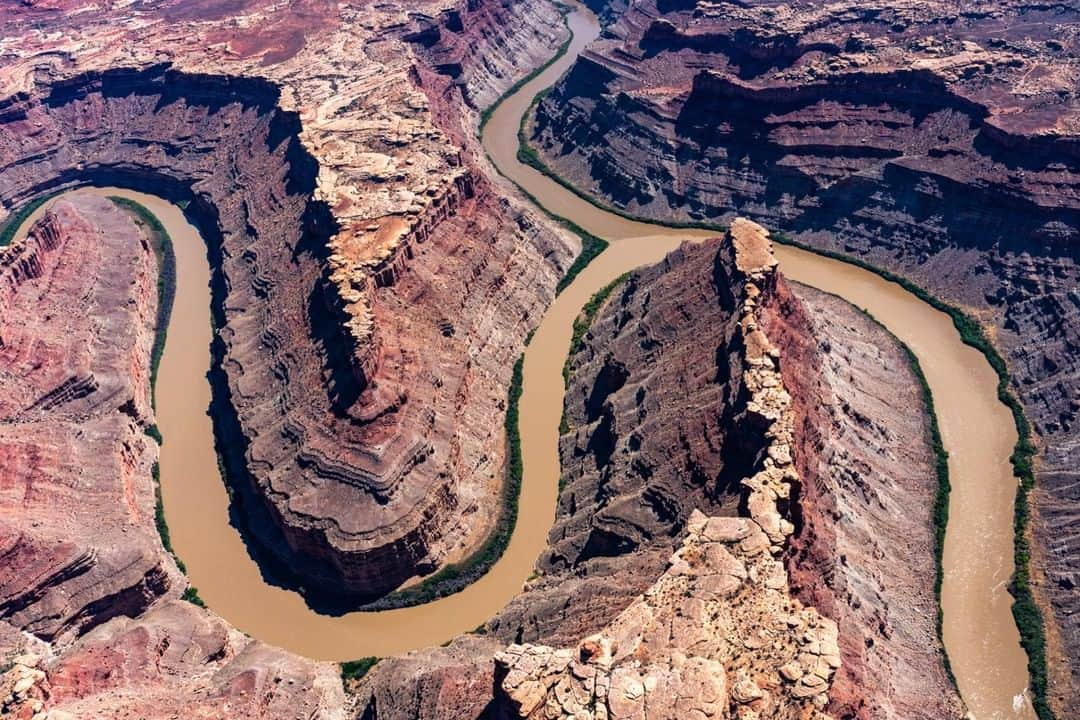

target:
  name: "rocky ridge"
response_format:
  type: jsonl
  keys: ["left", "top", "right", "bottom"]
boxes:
{"left": 353, "top": 220, "right": 956, "bottom": 719}
{"left": 531, "top": 1, "right": 1080, "bottom": 710}
{"left": 493, "top": 220, "right": 829, "bottom": 720}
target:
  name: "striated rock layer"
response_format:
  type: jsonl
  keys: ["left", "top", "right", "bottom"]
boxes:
{"left": 0, "top": 0, "right": 575, "bottom": 602}
{"left": 495, "top": 222, "right": 842, "bottom": 719}
{"left": 0, "top": 197, "right": 169, "bottom": 647}
{"left": 0, "top": 197, "right": 342, "bottom": 719}
{"left": 355, "top": 221, "right": 957, "bottom": 719}
{"left": 765, "top": 284, "right": 963, "bottom": 720}
{"left": 532, "top": 1, "right": 1080, "bottom": 708}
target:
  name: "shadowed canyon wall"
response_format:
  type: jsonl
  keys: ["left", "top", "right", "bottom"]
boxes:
{"left": 530, "top": 1, "right": 1079, "bottom": 710}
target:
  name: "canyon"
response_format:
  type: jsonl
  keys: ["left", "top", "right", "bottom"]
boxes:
{"left": 530, "top": 1, "right": 1078, "bottom": 716}
{"left": 353, "top": 221, "right": 960, "bottom": 720}
{"left": 0, "top": 0, "right": 1068, "bottom": 718}
{"left": 0, "top": 193, "right": 344, "bottom": 718}
{"left": 0, "top": 0, "right": 574, "bottom": 606}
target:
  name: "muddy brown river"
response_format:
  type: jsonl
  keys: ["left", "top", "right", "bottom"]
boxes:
{"left": 9, "top": 6, "right": 1035, "bottom": 715}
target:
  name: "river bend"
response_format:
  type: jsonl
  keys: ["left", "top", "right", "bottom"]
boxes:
{"left": 5, "top": 10, "right": 1036, "bottom": 717}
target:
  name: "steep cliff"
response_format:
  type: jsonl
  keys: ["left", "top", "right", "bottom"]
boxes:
{"left": 531, "top": 2, "right": 1079, "bottom": 709}
{"left": 764, "top": 283, "right": 962, "bottom": 720}
{"left": 0, "top": 0, "right": 575, "bottom": 604}
{"left": 0, "top": 197, "right": 168, "bottom": 645}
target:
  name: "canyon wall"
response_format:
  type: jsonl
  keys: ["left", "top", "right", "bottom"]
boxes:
{"left": 764, "top": 283, "right": 963, "bottom": 720}
{"left": 0, "top": 0, "right": 575, "bottom": 604}
{"left": 356, "top": 221, "right": 957, "bottom": 719}
{"left": 0, "top": 196, "right": 343, "bottom": 719}
{"left": 531, "top": 2, "right": 1079, "bottom": 710}
{"left": 0, "top": 0, "right": 578, "bottom": 716}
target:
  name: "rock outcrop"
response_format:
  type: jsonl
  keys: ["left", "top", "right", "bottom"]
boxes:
{"left": 0, "top": 0, "right": 575, "bottom": 603}
{"left": 764, "top": 283, "right": 963, "bottom": 719}
{"left": 355, "top": 221, "right": 957, "bottom": 719}
{"left": 0, "top": 196, "right": 343, "bottom": 719}
{"left": 0, "top": 197, "right": 170, "bottom": 645}
{"left": 532, "top": 2, "right": 1080, "bottom": 709}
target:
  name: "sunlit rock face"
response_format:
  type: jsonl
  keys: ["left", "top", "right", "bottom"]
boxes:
{"left": 360, "top": 222, "right": 957, "bottom": 720}
{"left": 533, "top": 2, "right": 1080, "bottom": 709}
{"left": 0, "top": 197, "right": 345, "bottom": 718}
{"left": 0, "top": 0, "right": 578, "bottom": 715}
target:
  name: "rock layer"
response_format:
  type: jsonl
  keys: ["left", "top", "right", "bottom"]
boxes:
{"left": 0, "top": 196, "right": 167, "bottom": 646}
{"left": 532, "top": 2, "right": 1080, "bottom": 709}
{"left": 765, "top": 284, "right": 963, "bottom": 719}
{"left": 490, "top": 220, "right": 930, "bottom": 720}
{"left": 355, "top": 221, "right": 957, "bottom": 719}
{"left": 0, "top": 0, "right": 574, "bottom": 602}
{"left": 0, "top": 197, "right": 343, "bottom": 719}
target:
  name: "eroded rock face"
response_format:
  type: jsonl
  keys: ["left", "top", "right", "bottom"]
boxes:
{"left": 0, "top": 197, "right": 170, "bottom": 646}
{"left": 357, "top": 221, "right": 957, "bottom": 719}
{"left": 494, "top": 222, "right": 837, "bottom": 719}
{"left": 532, "top": 2, "right": 1080, "bottom": 708}
{"left": 489, "top": 222, "right": 797, "bottom": 649}
{"left": 31, "top": 599, "right": 344, "bottom": 719}
{"left": 764, "top": 283, "right": 963, "bottom": 719}
{"left": 0, "top": 197, "right": 343, "bottom": 719}
{"left": 0, "top": 0, "right": 575, "bottom": 603}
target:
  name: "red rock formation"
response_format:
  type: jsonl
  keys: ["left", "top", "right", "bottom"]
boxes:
{"left": 358, "top": 222, "right": 958, "bottom": 719}
{"left": 533, "top": 2, "right": 1080, "bottom": 709}
{"left": 0, "top": 0, "right": 576, "bottom": 604}
{"left": 0, "top": 196, "right": 342, "bottom": 719}
{"left": 0, "top": 197, "right": 169, "bottom": 645}
{"left": 762, "top": 281, "right": 963, "bottom": 719}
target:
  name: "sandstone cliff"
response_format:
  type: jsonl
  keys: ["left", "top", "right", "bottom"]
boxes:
{"left": 0, "top": 0, "right": 575, "bottom": 604}
{"left": 531, "top": 2, "right": 1079, "bottom": 709}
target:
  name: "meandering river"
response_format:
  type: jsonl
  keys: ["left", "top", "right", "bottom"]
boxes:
{"left": 8, "top": 7, "right": 1035, "bottom": 716}
{"left": 484, "top": 10, "right": 1034, "bottom": 718}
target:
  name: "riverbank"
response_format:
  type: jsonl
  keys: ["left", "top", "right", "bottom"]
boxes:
{"left": 105, "top": 196, "right": 200, "bottom": 602}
